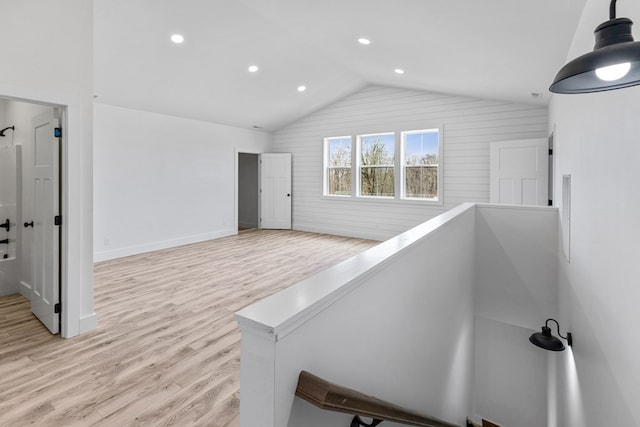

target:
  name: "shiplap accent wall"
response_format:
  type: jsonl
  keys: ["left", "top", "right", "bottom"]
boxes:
{"left": 271, "top": 85, "right": 549, "bottom": 240}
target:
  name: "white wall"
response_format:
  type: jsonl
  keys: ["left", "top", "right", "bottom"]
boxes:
{"left": 271, "top": 85, "right": 548, "bottom": 240}
{"left": 473, "top": 317, "right": 548, "bottom": 427}
{"left": 472, "top": 205, "right": 559, "bottom": 427}
{"left": 93, "top": 104, "right": 271, "bottom": 261}
{"left": 236, "top": 204, "right": 562, "bottom": 427}
{"left": 550, "top": 1, "right": 640, "bottom": 425}
{"left": 236, "top": 204, "right": 477, "bottom": 427}
{"left": 0, "top": 0, "right": 94, "bottom": 337}
{"left": 475, "top": 205, "right": 559, "bottom": 328}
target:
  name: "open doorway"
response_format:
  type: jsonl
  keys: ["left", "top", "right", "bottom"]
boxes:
{"left": 0, "top": 97, "right": 63, "bottom": 335}
{"left": 238, "top": 152, "right": 259, "bottom": 231}
{"left": 236, "top": 151, "right": 293, "bottom": 232}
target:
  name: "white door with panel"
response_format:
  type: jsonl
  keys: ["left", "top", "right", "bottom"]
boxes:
{"left": 260, "top": 153, "right": 291, "bottom": 229}
{"left": 31, "top": 110, "right": 60, "bottom": 334}
{"left": 490, "top": 139, "right": 548, "bottom": 206}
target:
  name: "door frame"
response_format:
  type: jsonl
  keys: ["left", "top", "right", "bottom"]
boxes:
{"left": 0, "top": 86, "right": 92, "bottom": 338}
{"left": 236, "top": 151, "right": 261, "bottom": 230}
{"left": 235, "top": 148, "right": 262, "bottom": 233}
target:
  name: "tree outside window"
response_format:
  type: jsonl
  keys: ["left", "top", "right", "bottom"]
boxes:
{"left": 402, "top": 129, "right": 439, "bottom": 199}
{"left": 325, "top": 136, "right": 352, "bottom": 196}
{"left": 359, "top": 133, "right": 395, "bottom": 197}
{"left": 324, "top": 128, "right": 442, "bottom": 203}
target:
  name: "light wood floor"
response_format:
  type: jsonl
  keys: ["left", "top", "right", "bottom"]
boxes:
{"left": 0, "top": 229, "right": 377, "bottom": 426}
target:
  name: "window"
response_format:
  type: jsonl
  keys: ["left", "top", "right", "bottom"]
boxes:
{"left": 324, "top": 136, "right": 352, "bottom": 196}
{"left": 358, "top": 133, "right": 395, "bottom": 197}
{"left": 402, "top": 129, "right": 440, "bottom": 200}
{"left": 323, "top": 127, "right": 442, "bottom": 203}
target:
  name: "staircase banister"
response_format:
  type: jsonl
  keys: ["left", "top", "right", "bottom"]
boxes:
{"left": 295, "top": 370, "right": 460, "bottom": 427}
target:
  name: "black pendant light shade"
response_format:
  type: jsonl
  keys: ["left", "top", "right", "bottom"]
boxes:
{"left": 550, "top": 0, "right": 640, "bottom": 93}
{"left": 529, "top": 319, "right": 573, "bottom": 352}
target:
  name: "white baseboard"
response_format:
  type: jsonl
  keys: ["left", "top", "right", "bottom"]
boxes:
{"left": 93, "top": 228, "right": 237, "bottom": 262}
{"left": 19, "top": 280, "right": 31, "bottom": 299}
{"left": 293, "top": 223, "right": 387, "bottom": 241}
{"left": 79, "top": 312, "right": 97, "bottom": 334}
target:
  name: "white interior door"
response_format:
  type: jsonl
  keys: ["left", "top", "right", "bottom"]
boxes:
{"left": 31, "top": 110, "right": 60, "bottom": 334}
{"left": 260, "top": 153, "right": 291, "bottom": 229}
{"left": 490, "top": 139, "right": 548, "bottom": 206}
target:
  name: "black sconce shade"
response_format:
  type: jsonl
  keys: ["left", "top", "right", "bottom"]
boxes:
{"left": 529, "top": 319, "right": 573, "bottom": 352}
{"left": 550, "top": 0, "right": 640, "bottom": 93}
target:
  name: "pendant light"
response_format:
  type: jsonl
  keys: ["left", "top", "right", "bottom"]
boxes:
{"left": 550, "top": 0, "right": 640, "bottom": 93}
{"left": 529, "top": 319, "right": 573, "bottom": 351}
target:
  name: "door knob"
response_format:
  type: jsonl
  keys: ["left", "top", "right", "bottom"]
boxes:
{"left": 24, "top": 221, "right": 34, "bottom": 228}
{"left": 287, "top": 193, "right": 291, "bottom": 197}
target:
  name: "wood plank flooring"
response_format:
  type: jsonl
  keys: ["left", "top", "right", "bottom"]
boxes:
{"left": 0, "top": 229, "right": 377, "bottom": 426}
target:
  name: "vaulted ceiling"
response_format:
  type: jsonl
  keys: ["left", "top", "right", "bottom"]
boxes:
{"left": 94, "top": 0, "right": 586, "bottom": 132}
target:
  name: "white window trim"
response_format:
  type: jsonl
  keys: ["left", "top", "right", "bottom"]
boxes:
{"left": 321, "top": 125, "right": 444, "bottom": 206}
{"left": 400, "top": 128, "right": 443, "bottom": 205}
{"left": 323, "top": 136, "right": 353, "bottom": 198}
{"left": 356, "top": 132, "right": 396, "bottom": 198}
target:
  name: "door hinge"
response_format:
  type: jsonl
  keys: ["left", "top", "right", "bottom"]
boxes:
{"left": 54, "top": 303, "right": 61, "bottom": 314}
{"left": 548, "top": 148, "right": 553, "bottom": 155}
{"left": 54, "top": 215, "right": 62, "bottom": 226}
{"left": 548, "top": 199, "right": 553, "bottom": 206}
{"left": 54, "top": 127, "right": 62, "bottom": 138}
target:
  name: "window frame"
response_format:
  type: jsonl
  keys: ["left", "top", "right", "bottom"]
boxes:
{"left": 321, "top": 125, "right": 443, "bottom": 205}
{"left": 400, "top": 128, "right": 443, "bottom": 204}
{"left": 323, "top": 136, "right": 353, "bottom": 197}
{"left": 356, "top": 132, "right": 396, "bottom": 199}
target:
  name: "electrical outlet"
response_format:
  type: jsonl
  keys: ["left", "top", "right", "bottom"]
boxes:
{"left": 104, "top": 237, "right": 110, "bottom": 246}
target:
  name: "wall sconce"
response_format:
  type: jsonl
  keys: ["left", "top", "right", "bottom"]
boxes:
{"left": 0, "top": 126, "right": 14, "bottom": 137}
{"left": 529, "top": 319, "right": 573, "bottom": 351}
{"left": 550, "top": 0, "right": 640, "bottom": 93}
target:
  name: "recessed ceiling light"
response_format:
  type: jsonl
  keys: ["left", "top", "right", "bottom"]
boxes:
{"left": 170, "top": 34, "right": 185, "bottom": 44}
{"left": 358, "top": 38, "right": 371, "bottom": 45}
{"left": 394, "top": 68, "right": 405, "bottom": 74}
{"left": 248, "top": 65, "right": 259, "bottom": 73}
{"left": 297, "top": 85, "right": 307, "bottom": 92}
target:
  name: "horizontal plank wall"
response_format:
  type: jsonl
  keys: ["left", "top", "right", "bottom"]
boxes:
{"left": 271, "top": 85, "right": 548, "bottom": 240}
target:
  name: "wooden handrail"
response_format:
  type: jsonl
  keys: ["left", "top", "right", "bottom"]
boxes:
{"left": 295, "top": 371, "right": 460, "bottom": 427}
